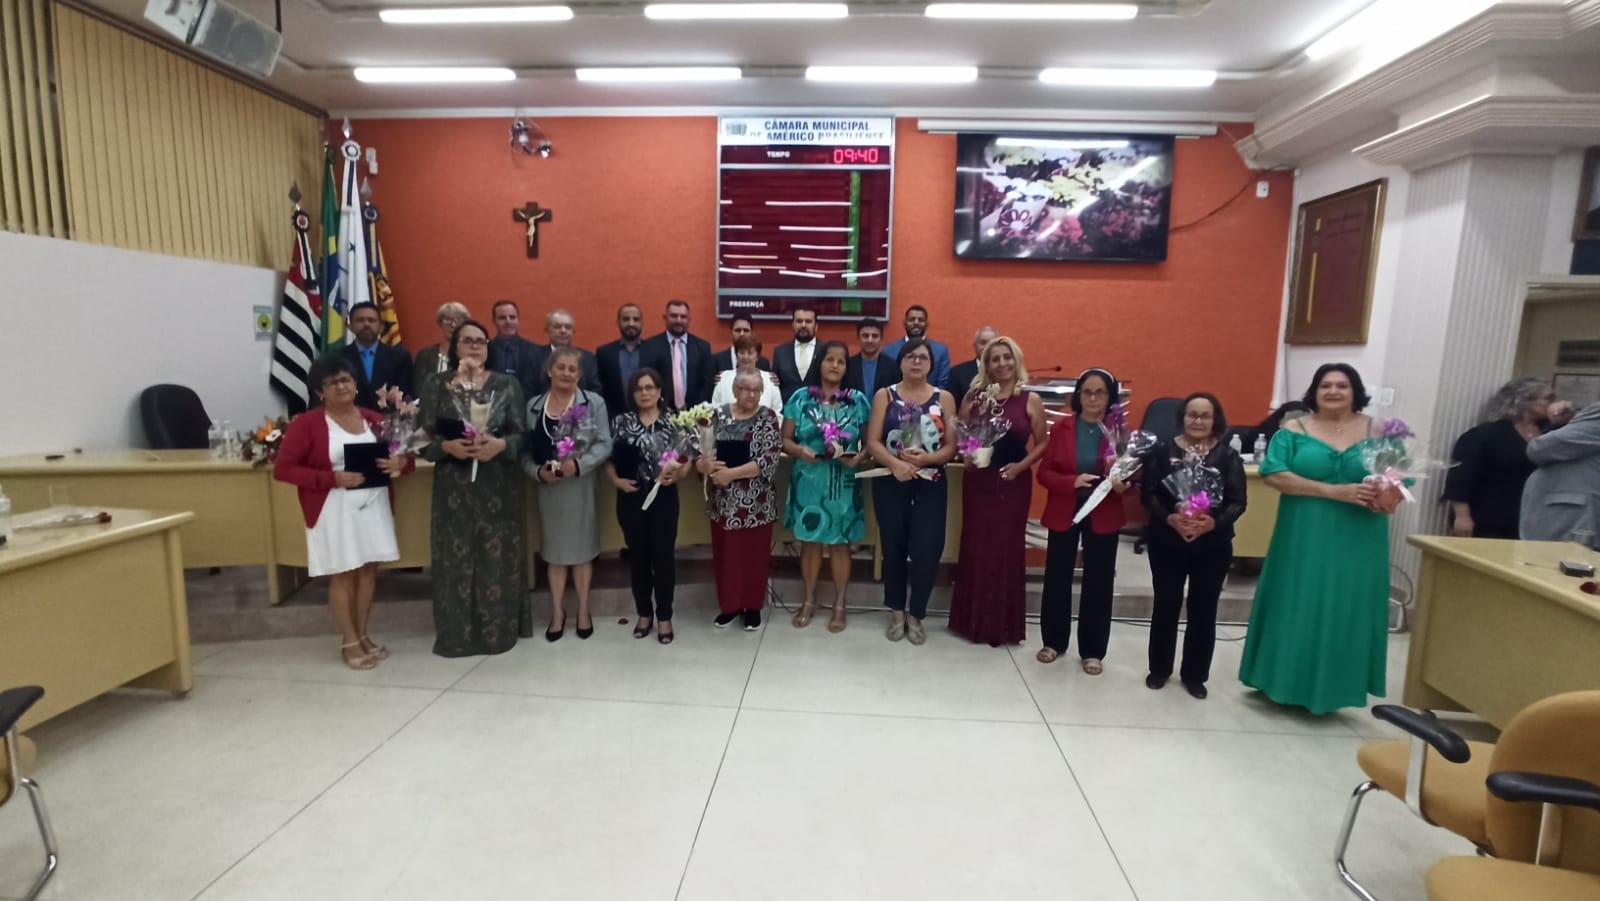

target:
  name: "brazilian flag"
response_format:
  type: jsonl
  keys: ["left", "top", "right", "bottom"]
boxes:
{"left": 319, "top": 145, "right": 346, "bottom": 350}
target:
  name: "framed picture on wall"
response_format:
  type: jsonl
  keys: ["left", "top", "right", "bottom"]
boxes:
{"left": 1575, "top": 146, "right": 1600, "bottom": 242}
{"left": 1284, "top": 179, "right": 1387, "bottom": 345}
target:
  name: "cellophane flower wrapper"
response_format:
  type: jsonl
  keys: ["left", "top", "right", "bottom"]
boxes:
{"left": 450, "top": 380, "right": 496, "bottom": 483}
{"left": 859, "top": 400, "right": 937, "bottom": 480}
{"left": 804, "top": 390, "right": 863, "bottom": 461}
{"left": 550, "top": 403, "right": 593, "bottom": 469}
{"left": 640, "top": 434, "right": 681, "bottom": 511}
{"left": 957, "top": 391, "right": 1010, "bottom": 461}
{"left": 1162, "top": 462, "right": 1224, "bottom": 519}
{"left": 376, "top": 386, "right": 425, "bottom": 456}
{"left": 1359, "top": 422, "right": 1452, "bottom": 503}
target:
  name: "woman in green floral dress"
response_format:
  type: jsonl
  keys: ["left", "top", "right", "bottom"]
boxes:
{"left": 781, "top": 341, "right": 871, "bottom": 632}
{"left": 417, "top": 320, "right": 527, "bottom": 657}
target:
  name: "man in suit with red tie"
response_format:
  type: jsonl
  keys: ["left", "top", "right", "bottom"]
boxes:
{"left": 640, "top": 299, "right": 715, "bottom": 410}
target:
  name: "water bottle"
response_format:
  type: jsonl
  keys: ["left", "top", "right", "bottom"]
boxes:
{"left": 1229, "top": 433, "right": 1243, "bottom": 457}
{"left": 221, "top": 421, "right": 238, "bottom": 460}
{"left": 1253, "top": 433, "right": 1268, "bottom": 462}
{"left": 208, "top": 421, "right": 225, "bottom": 460}
{"left": 0, "top": 482, "right": 11, "bottom": 544}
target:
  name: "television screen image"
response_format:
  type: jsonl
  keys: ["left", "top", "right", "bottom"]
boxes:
{"left": 953, "top": 134, "right": 1174, "bottom": 263}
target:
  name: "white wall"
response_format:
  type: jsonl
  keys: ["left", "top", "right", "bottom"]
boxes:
{"left": 1272, "top": 144, "right": 1411, "bottom": 405}
{"left": 0, "top": 232, "right": 287, "bottom": 456}
{"left": 1539, "top": 148, "right": 1586, "bottom": 275}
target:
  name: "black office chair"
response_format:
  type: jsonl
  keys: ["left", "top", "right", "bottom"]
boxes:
{"left": 139, "top": 384, "right": 211, "bottom": 449}
{"left": 1121, "top": 397, "right": 1185, "bottom": 553}
{"left": 1, "top": 686, "right": 58, "bottom": 901}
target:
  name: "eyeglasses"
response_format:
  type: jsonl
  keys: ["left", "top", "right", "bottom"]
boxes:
{"left": 1080, "top": 388, "right": 1108, "bottom": 398}
{"left": 1185, "top": 412, "right": 1214, "bottom": 421}
{"left": 323, "top": 374, "right": 356, "bottom": 388}
{"left": 458, "top": 337, "right": 489, "bottom": 348}
{"left": 902, "top": 354, "right": 931, "bottom": 364}
{"left": 732, "top": 385, "right": 763, "bottom": 394}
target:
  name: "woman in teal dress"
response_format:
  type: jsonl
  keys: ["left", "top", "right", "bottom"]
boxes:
{"left": 781, "top": 341, "right": 871, "bottom": 632}
{"left": 1240, "top": 363, "right": 1403, "bottom": 714}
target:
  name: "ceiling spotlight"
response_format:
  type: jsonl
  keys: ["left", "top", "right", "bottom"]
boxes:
{"left": 511, "top": 118, "right": 552, "bottom": 156}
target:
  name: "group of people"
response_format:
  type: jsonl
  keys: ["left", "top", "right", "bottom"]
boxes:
{"left": 270, "top": 297, "right": 1600, "bottom": 716}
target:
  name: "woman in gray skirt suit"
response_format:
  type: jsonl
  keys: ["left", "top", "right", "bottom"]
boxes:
{"left": 524, "top": 346, "right": 613, "bottom": 641}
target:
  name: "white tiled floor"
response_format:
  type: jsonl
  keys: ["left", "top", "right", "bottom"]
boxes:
{"left": 0, "top": 615, "right": 1475, "bottom": 901}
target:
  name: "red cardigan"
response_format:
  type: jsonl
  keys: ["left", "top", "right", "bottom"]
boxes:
{"left": 1037, "top": 413, "right": 1127, "bottom": 535}
{"left": 272, "top": 407, "right": 414, "bottom": 527}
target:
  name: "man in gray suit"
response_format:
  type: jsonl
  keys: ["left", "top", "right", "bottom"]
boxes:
{"left": 1521, "top": 401, "right": 1600, "bottom": 549}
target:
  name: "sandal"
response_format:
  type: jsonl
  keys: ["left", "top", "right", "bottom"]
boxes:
{"left": 633, "top": 617, "right": 654, "bottom": 639}
{"left": 340, "top": 641, "right": 378, "bottom": 671}
{"left": 827, "top": 605, "right": 847, "bottom": 633}
{"left": 658, "top": 623, "right": 674, "bottom": 645}
{"left": 1036, "top": 647, "right": 1059, "bottom": 664}
{"left": 791, "top": 604, "right": 816, "bottom": 628}
{"left": 1081, "top": 658, "right": 1104, "bottom": 676}
{"left": 360, "top": 635, "right": 391, "bottom": 660}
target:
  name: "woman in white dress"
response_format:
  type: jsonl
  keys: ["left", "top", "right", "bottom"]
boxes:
{"left": 274, "top": 354, "right": 414, "bottom": 669}
{"left": 711, "top": 334, "right": 783, "bottom": 413}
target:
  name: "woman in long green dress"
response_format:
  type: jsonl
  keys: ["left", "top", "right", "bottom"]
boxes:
{"left": 781, "top": 341, "right": 871, "bottom": 632}
{"left": 417, "top": 320, "right": 527, "bottom": 657}
{"left": 1239, "top": 363, "right": 1402, "bottom": 714}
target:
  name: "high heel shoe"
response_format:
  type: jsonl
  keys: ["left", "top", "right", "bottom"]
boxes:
{"left": 633, "top": 618, "right": 653, "bottom": 639}
{"left": 545, "top": 614, "right": 566, "bottom": 642}
{"left": 576, "top": 615, "right": 594, "bottom": 640}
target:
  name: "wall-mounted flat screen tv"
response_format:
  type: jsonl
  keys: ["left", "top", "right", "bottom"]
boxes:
{"left": 953, "top": 133, "right": 1174, "bottom": 262}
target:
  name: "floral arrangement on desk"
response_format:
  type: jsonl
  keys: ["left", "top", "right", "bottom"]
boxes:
{"left": 242, "top": 417, "right": 288, "bottom": 466}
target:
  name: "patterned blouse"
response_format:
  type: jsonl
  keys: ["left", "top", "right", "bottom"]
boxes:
{"left": 882, "top": 385, "right": 948, "bottom": 480}
{"left": 610, "top": 412, "right": 677, "bottom": 484}
{"left": 708, "top": 405, "right": 782, "bottom": 529}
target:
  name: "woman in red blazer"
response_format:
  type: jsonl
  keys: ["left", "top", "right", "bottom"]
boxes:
{"left": 274, "top": 354, "right": 414, "bottom": 670}
{"left": 1036, "top": 368, "right": 1128, "bottom": 675}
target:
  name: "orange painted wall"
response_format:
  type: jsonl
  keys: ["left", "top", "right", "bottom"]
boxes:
{"left": 350, "top": 116, "right": 1292, "bottom": 425}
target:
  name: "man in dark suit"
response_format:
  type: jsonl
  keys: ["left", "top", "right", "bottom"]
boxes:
{"left": 595, "top": 302, "right": 645, "bottom": 415}
{"left": 713, "top": 314, "right": 771, "bottom": 373}
{"left": 947, "top": 325, "right": 998, "bottom": 399}
{"left": 488, "top": 299, "right": 546, "bottom": 400}
{"left": 844, "top": 317, "right": 900, "bottom": 397}
{"left": 340, "top": 301, "right": 413, "bottom": 410}
{"left": 537, "top": 308, "right": 603, "bottom": 398}
{"left": 772, "top": 307, "right": 819, "bottom": 403}
{"left": 640, "top": 299, "right": 715, "bottom": 409}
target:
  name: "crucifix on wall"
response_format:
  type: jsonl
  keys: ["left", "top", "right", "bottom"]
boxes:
{"left": 512, "top": 201, "right": 553, "bottom": 258}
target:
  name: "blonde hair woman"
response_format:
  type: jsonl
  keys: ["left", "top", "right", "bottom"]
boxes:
{"left": 947, "top": 336, "right": 1048, "bottom": 647}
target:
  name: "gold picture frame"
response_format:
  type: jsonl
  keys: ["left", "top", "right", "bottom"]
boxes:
{"left": 1285, "top": 179, "right": 1387, "bottom": 345}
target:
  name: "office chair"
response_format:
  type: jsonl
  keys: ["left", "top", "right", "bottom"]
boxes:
{"left": 0, "top": 686, "right": 58, "bottom": 901}
{"left": 1337, "top": 690, "right": 1600, "bottom": 900}
{"left": 1424, "top": 771, "right": 1600, "bottom": 900}
{"left": 138, "top": 384, "right": 212, "bottom": 449}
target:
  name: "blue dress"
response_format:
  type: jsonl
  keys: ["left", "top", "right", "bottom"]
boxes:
{"left": 782, "top": 387, "right": 872, "bottom": 544}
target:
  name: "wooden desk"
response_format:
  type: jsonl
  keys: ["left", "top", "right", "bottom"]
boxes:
{"left": 0, "top": 451, "right": 287, "bottom": 598}
{"left": 0, "top": 507, "right": 194, "bottom": 730}
{"left": 1234, "top": 465, "right": 1281, "bottom": 558}
{"left": 1405, "top": 536, "right": 1600, "bottom": 728}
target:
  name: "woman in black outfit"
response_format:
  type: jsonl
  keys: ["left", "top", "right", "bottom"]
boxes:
{"left": 606, "top": 368, "right": 688, "bottom": 644}
{"left": 1443, "top": 377, "right": 1575, "bottom": 538}
{"left": 1140, "top": 392, "right": 1247, "bottom": 699}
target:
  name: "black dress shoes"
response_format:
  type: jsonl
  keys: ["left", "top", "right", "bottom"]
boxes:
{"left": 1183, "top": 681, "right": 1208, "bottom": 700}
{"left": 1145, "top": 674, "right": 1167, "bottom": 690}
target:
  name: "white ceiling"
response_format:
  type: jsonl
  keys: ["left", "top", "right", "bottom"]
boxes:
{"left": 91, "top": 0, "right": 1389, "bottom": 114}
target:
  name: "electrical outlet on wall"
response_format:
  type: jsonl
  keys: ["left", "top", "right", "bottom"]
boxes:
{"left": 1255, "top": 180, "right": 1269, "bottom": 198}
{"left": 1376, "top": 386, "right": 1396, "bottom": 407}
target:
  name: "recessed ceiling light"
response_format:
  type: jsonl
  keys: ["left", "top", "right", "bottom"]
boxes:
{"left": 1037, "top": 67, "right": 1217, "bottom": 88}
{"left": 806, "top": 65, "right": 979, "bottom": 84}
{"left": 644, "top": 3, "right": 848, "bottom": 19}
{"left": 575, "top": 67, "right": 742, "bottom": 82}
{"left": 924, "top": 3, "right": 1136, "bottom": 20}
{"left": 353, "top": 67, "right": 517, "bottom": 83}
{"left": 377, "top": 5, "right": 573, "bottom": 24}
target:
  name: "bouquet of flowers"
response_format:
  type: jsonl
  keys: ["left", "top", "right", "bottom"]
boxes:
{"left": 805, "top": 387, "right": 863, "bottom": 461}
{"left": 858, "top": 400, "right": 941, "bottom": 480}
{"left": 668, "top": 402, "right": 719, "bottom": 498}
{"left": 1162, "top": 460, "right": 1224, "bottom": 520}
{"left": 956, "top": 391, "right": 1010, "bottom": 468}
{"left": 242, "top": 416, "right": 288, "bottom": 466}
{"left": 1072, "top": 403, "right": 1157, "bottom": 524}
{"left": 450, "top": 363, "right": 497, "bottom": 483}
{"left": 375, "top": 386, "right": 426, "bottom": 457}
{"left": 640, "top": 443, "right": 682, "bottom": 512}
{"left": 545, "top": 402, "right": 594, "bottom": 479}
{"left": 1360, "top": 418, "right": 1452, "bottom": 505}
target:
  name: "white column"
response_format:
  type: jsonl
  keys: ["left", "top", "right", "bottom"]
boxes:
{"left": 1382, "top": 153, "right": 1556, "bottom": 572}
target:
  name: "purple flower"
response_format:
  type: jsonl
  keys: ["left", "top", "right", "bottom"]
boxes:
{"left": 1378, "top": 418, "right": 1414, "bottom": 440}
{"left": 556, "top": 436, "right": 576, "bottom": 459}
{"left": 559, "top": 404, "right": 588, "bottom": 425}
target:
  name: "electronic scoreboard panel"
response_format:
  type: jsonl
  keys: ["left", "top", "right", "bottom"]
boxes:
{"left": 716, "top": 116, "right": 894, "bottom": 321}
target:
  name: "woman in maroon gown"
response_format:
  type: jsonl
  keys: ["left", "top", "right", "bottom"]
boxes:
{"left": 948, "top": 337, "right": 1048, "bottom": 646}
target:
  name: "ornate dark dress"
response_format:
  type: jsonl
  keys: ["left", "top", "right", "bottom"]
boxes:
{"left": 948, "top": 391, "right": 1034, "bottom": 646}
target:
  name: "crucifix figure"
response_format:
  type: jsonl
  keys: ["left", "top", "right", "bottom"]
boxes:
{"left": 513, "top": 201, "right": 553, "bottom": 258}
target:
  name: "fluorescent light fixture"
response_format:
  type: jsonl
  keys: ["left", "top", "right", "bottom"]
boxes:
{"left": 925, "top": 3, "right": 1136, "bottom": 20}
{"left": 806, "top": 65, "right": 979, "bottom": 84}
{"left": 995, "top": 136, "right": 1129, "bottom": 150}
{"left": 645, "top": 3, "right": 847, "bottom": 19}
{"left": 1038, "top": 67, "right": 1216, "bottom": 88}
{"left": 576, "top": 66, "right": 741, "bottom": 82}
{"left": 378, "top": 5, "right": 572, "bottom": 23}
{"left": 919, "top": 117, "right": 1218, "bottom": 137}
{"left": 353, "top": 67, "right": 516, "bottom": 83}
{"left": 1303, "top": 0, "right": 1495, "bottom": 61}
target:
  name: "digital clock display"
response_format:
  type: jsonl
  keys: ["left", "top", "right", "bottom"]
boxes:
{"left": 720, "top": 145, "right": 893, "bottom": 167}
